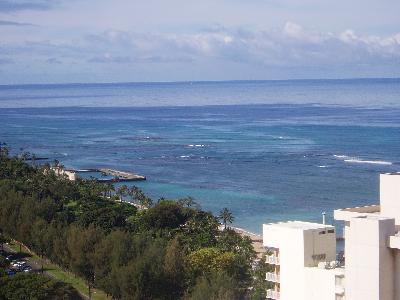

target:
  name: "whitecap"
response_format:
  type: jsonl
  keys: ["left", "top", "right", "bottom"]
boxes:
{"left": 334, "top": 154, "right": 392, "bottom": 165}
{"left": 318, "top": 165, "right": 328, "bottom": 168}
{"left": 333, "top": 154, "right": 350, "bottom": 159}
{"left": 344, "top": 159, "right": 392, "bottom": 165}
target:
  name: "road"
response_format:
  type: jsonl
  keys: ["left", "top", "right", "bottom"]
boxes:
{"left": 2, "top": 243, "right": 88, "bottom": 300}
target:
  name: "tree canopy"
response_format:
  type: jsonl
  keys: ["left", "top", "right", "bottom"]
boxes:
{"left": 0, "top": 147, "right": 264, "bottom": 299}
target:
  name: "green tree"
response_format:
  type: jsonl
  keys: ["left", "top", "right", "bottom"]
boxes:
{"left": 217, "top": 229, "right": 256, "bottom": 263}
{"left": 189, "top": 272, "right": 239, "bottom": 300}
{"left": 177, "top": 196, "right": 200, "bottom": 209}
{"left": 188, "top": 248, "right": 238, "bottom": 277}
{"left": 116, "top": 184, "right": 128, "bottom": 201}
{"left": 180, "top": 211, "right": 219, "bottom": 251}
{"left": 0, "top": 142, "right": 9, "bottom": 158}
{"left": 0, "top": 230, "right": 10, "bottom": 252}
{"left": 250, "top": 254, "right": 274, "bottom": 299}
{"left": 130, "top": 186, "right": 153, "bottom": 208}
{"left": 219, "top": 208, "right": 234, "bottom": 230}
{"left": 0, "top": 273, "right": 82, "bottom": 300}
{"left": 163, "top": 237, "right": 186, "bottom": 299}
{"left": 67, "top": 225, "right": 103, "bottom": 299}
{"left": 0, "top": 153, "right": 256, "bottom": 299}
{"left": 141, "top": 201, "right": 187, "bottom": 231}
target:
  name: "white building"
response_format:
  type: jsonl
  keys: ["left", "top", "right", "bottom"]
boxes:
{"left": 263, "top": 172, "right": 400, "bottom": 300}
{"left": 51, "top": 166, "right": 77, "bottom": 181}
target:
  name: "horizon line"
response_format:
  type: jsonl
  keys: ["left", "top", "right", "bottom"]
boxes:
{"left": 1, "top": 76, "right": 399, "bottom": 88}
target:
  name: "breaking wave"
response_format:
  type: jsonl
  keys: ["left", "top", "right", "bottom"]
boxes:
{"left": 333, "top": 154, "right": 392, "bottom": 165}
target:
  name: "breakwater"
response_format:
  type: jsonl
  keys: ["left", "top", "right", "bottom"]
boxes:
{"left": 75, "top": 168, "right": 146, "bottom": 182}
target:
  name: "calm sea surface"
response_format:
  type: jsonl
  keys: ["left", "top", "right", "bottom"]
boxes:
{"left": 1, "top": 79, "right": 400, "bottom": 233}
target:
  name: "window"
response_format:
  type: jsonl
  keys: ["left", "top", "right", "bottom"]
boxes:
{"left": 328, "top": 229, "right": 335, "bottom": 233}
{"left": 319, "top": 231, "right": 326, "bottom": 235}
{"left": 312, "top": 253, "right": 326, "bottom": 260}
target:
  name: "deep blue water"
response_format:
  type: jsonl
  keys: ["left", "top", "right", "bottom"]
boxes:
{"left": 1, "top": 79, "right": 400, "bottom": 233}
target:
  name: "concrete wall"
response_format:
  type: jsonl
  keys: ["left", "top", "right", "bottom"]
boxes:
{"left": 394, "top": 250, "right": 400, "bottom": 300}
{"left": 263, "top": 224, "right": 306, "bottom": 299}
{"left": 304, "top": 267, "right": 343, "bottom": 300}
{"left": 303, "top": 229, "right": 336, "bottom": 267}
{"left": 263, "top": 222, "right": 337, "bottom": 300}
{"left": 380, "top": 173, "right": 400, "bottom": 225}
{"left": 345, "top": 216, "right": 395, "bottom": 300}
{"left": 279, "top": 230, "right": 306, "bottom": 300}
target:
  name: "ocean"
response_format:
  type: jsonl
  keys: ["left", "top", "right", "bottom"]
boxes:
{"left": 1, "top": 79, "right": 399, "bottom": 234}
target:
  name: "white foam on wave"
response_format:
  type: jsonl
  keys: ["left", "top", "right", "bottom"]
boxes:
{"left": 333, "top": 154, "right": 392, "bottom": 165}
{"left": 180, "top": 155, "right": 190, "bottom": 158}
{"left": 344, "top": 159, "right": 392, "bottom": 165}
{"left": 333, "top": 154, "right": 350, "bottom": 159}
{"left": 187, "top": 144, "right": 206, "bottom": 147}
{"left": 318, "top": 165, "right": 328, "bottom": 168}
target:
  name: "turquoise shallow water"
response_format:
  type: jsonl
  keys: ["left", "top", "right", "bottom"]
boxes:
{"left": 1, "top": 79, "right": 400, "bottom": 233}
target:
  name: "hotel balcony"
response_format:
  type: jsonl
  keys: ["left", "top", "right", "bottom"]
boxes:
{"left": 266, "top": 272, "right": 280, "bottom": 283}
{"left": 266, "top": 254, "right": 280, "bottom": 265}
{"left": 266, "top": 289, "right": 280, "bottom": 299}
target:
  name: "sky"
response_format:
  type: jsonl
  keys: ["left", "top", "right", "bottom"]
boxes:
{"left": 0, "top": 0, "right": 399, "bottom": 84}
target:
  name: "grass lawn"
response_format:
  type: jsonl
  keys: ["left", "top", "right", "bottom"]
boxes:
{"left": 7, "top": 241, "right": 110, "bottom": 300}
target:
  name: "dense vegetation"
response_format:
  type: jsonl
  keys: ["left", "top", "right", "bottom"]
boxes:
{"left": 0, "top": 270, "right": 81, "bottom": 300}
{"left": 0, "top": 146, "right": 267, "bottom": 299}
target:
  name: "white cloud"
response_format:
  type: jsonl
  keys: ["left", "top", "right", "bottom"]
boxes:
{"left": 1, "top": 22, "right": 400, "bottom": 82}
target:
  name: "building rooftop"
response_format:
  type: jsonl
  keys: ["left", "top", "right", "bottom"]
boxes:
{"left": 264, "top": 220, "right": 334, "bottom": 230}
{"left": 334, "top": 205, "right": 380, "bottom": 221}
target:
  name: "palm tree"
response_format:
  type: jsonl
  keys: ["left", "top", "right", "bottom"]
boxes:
{"left": 52, "top": 159, "right": 60, "bottom": 168}
{"left": 139, "top": 196, "right": 153, "bottom": 209}
{"left": 30, "top": 153, "right": 35, "bottom": 166}
{"left": 102, "top": 183, "right": 114, "bottom": 199}
{"left": 0, "top": 142, "right": 8, "bottom": 158}
{"left": 107, "top": 183, "right": 115, "bottom": 198}
{"left": 219, "top": 207, "right": 234, "bottom": 230}
{"left": 177, "top": 196, "right": 200, "bottom": 210}
{"left": 117, "top": 185, "right": 128, "bottom": 201}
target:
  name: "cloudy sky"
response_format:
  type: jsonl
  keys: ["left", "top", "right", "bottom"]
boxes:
{"left": 0, "top": 0, "right": 399, "bottom": 84}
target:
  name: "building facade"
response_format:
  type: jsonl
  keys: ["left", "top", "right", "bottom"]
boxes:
{"left": 263, "top": 172, "right": 400, "bottom": 300}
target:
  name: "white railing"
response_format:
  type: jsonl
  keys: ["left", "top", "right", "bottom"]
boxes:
{"left": 266, "top": 255, "right": 280, "bottom": 265}
{"left": 266, "top": 272, "right": 280, "bottom": 283}
{"left": 267, "top": 289, "right": 280, "bottom": 299}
